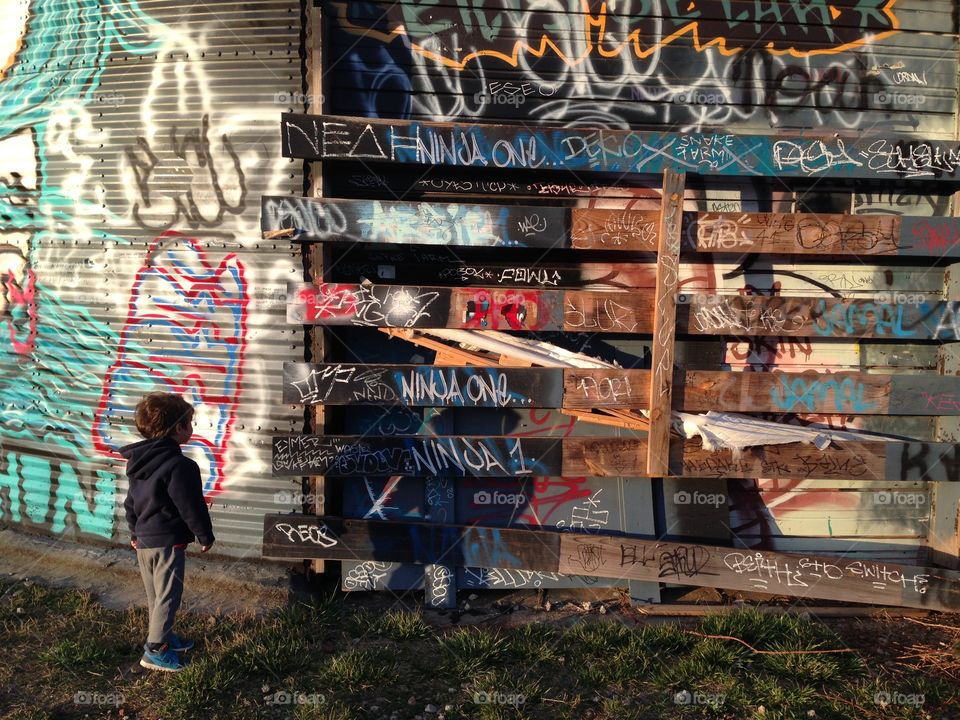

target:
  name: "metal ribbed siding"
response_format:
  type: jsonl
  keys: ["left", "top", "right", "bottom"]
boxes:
{"left": 0, "top": 0, "right": 306, "bottom": 557}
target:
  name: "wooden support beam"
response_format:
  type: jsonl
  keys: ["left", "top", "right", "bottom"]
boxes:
{"left": 261, "top": 516, "right": 960, "bottom": 611}
{"left": 305, "top": 0, "right": 325, "bottom": 576}
{"left": 288, "top": 283, "right": 960, "bottom": 341}
{"left": 278, "top": 113, "right": 960, "bottom": 183}
{"left": 271, "top": 435, "right": 960, "bottom": 483}
{"left": 647, "top": 170, "right": 684, "bottom": 476}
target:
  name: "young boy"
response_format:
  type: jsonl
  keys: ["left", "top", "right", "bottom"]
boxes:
{"left": 121, "top": 392, "right": 215, "bottom": 672}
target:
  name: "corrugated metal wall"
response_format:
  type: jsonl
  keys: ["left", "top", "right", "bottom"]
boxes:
{"left": 0, "top": 0, "right": 306, "bottom": 557}
{"left": 318, "top": 0, "right": 960, "bottom": 595}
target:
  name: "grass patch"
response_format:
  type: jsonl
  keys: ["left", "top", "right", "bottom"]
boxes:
{"left": 2, "top": 576, "right": 958, "bottom": 720}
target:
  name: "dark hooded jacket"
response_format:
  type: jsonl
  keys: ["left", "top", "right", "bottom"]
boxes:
{"left": 121, "top": 437, "right": 215, "bottom": 548}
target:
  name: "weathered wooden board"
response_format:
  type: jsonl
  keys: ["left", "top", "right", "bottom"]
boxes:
{"left": 281, "top": 114, "right": 960, "bottom": 182}
{"left": 684, "top": 295, "right": 960, "bottom": 340}
{"left": 272, "top": 435, "right": 960, "bottom": 482}
{"left": 261, "top": 195, "right": 568, "bottom": 247}
{"left": 287, "top": 282, "right": 643, "bottom": 332}
{"left": 264, "top": 195, "right": 960, "bottom": 258}
{"left": 283, "top": 363, "right": 563, "bottom": 408}
{"left": 261, "top": 516, "right": 960, "bottom": 611}
{"left": 288, "top": 282, "right": 960, "bottom": 340}
{"left": 331, "top": 255, "right": 943, "bottom": 297}
{"left": 282, "top": 363, "right": 960, "bottom": 416}
{"left": 690, "top": 212, "right": 960, "bottom": 258}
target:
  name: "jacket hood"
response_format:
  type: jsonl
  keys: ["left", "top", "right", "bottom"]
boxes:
{"left": 119, "top": 437, "right": 183, "bottom": 480}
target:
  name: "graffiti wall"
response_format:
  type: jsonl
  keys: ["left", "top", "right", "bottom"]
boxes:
{"left": 325, "top": 0, "right": 956, "bottom": 136}
{"left": 0, "top": 0, "right": 305, "bottom": 555}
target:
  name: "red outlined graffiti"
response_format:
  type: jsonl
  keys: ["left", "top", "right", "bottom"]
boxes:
{"left": 93, "top": 231, "right": 248, "bottom": 500}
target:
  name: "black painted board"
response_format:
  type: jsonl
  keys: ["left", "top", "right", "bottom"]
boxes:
{"left": 272, "top": 435, "right": 565, "bottom": 477}
{"left": 282, "top": 362, "right": 565, "bottom": 408}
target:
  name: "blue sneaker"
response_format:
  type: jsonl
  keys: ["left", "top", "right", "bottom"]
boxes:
{"left": 166, "top": 633, "right": 194, "bottom": 652}
{"left": 140, "top": 645, "right": 186, "bottom": 672}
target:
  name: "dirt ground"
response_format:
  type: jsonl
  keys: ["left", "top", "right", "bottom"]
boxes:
{"left": 0, "top": 528, "right": 289, "bottom": 615}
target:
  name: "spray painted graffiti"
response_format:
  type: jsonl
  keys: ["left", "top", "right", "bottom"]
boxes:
{"left": 93, "top": 232, "right": 248, "bottom": 499}
{"left": 0, "top": 0, "right": 163, "bottom": 539}
{"left": 325, "top": 0, "right": 953, "bottom": 134}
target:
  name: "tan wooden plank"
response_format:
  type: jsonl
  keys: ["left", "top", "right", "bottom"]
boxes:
{"left": 571, "top": 208, "right": 660, "bottom": 250}
{"left": 556, "top": 533, "right": 958, "bottom": 610}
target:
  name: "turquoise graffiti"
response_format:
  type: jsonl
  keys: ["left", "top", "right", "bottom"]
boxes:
{"left": 770, "top": 375, "right": 877, "bottom": 414}
{"left": 0, "top": 0, "right": 162, "bottom": 538}
{"left": 0, "top": 285, "right": 122, "bottom": 537}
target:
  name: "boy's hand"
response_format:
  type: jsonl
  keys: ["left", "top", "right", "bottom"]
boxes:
{"left": 130, "top": 539, "right": 138, "bottom": 550}
{"left": 201, "top": 543, "right": 212, "bottom": 553}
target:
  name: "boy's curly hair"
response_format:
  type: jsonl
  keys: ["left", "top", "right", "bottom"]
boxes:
{"left": 134, "top": 392, "right": 194, "bottom": 439}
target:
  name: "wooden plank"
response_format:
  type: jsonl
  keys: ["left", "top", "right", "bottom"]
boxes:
{"left": 260, "top": 515, "right": 960, "bottom": 611}
{"left": 288, "top": 283, "right": 960, "bottom": 340}
{"left": 284, "top": 363, "right": 960, "bottom": 415}
{"left": 272, "top": 435, "right": 960, "bottom": 482}
{"left": 570, "top": 208, "right": 659, "bottom": 250}
{"left": 282, "top": 363, "right": 564, "bottom": 407}
{"left": 265, "top": 195, "right": 960, "bottom": 259}
{"left": 683, "top": 295, "right": 960, "bottom": 340}
{"left": 280, "top": 113, "right": 960, "bottom": 182}
{"left": 263, "top": 515, "right": 561, "bottom": 569}
{"left": 647, "top": 170, "right": 684, "bottom": 476}
{"left": 261, "top": 195, "right": 567, "bottom": 247}
{"left": 288, "top": 282, "right": 639, "bottom": 332}
{"left": 556, "top": 533, "right": 960, "bottom": 611}
{"left": 335, "top": 260, "right": 654, "bottom": 290}
{"left": 333, "top": 255, "right": 943, "bottom": 295}
{"left": 689, "top": 212, "right": 960, "bottom": 258}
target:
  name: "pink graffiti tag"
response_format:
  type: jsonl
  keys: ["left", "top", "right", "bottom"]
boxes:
{"left": 2, "top": 267, "right": 37, "bottom": 355}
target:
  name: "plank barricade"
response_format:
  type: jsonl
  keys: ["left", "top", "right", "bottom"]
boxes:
{"left": 271, "top": 435, "right": 960, "bottom": 483}
{"left": 261, "top": 516, "right": 960, "bottom": 611}
{"left": 262, "top": 110, "right": 960, "bottom": 607}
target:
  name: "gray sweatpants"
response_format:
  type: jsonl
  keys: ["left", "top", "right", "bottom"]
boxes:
{"left": 137, "top": 546, "right": 185, "bottom": 649}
